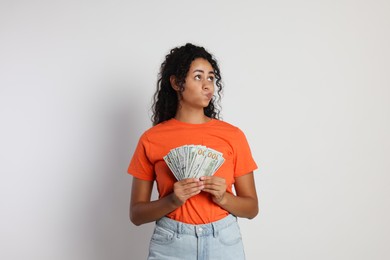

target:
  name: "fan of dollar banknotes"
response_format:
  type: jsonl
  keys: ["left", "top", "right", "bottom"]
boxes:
{"left": 163, "top": 145, "right": 225, "bottom": 180}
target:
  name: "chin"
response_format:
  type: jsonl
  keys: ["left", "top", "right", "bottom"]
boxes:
{"left": 202, "top": 102, "right": 211, "bottom": 108}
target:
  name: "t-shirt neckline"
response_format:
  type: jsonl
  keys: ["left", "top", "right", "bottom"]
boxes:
{"left": 169, "top": 118, "right": 216, "bottom": 127}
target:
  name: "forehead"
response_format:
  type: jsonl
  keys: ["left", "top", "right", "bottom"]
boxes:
{"left": 189, "top": 58, "right": 213, "bottom": 72}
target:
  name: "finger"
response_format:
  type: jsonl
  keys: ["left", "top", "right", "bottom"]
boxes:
{"left": 180, "top": 181, "right": 204, "bottom": 190}
{"left": 180, "top": 178, "right": 200, "bottom": 184}
{"left": 177, "top": 187, "right": 202, "bottom": 201}
{"left": 201, "top": 188, "right": 215, "bottom": 194}
{"left": 202, "top": 187, "right": 223, "bottom": 194}
{"left": 186, "top": 188, "right": 202, "bottom": 197}
{"left": 183, "top": 183, "right": 204, "bottom": 192}
{"left": 203, "top": 182, "right": 224, "bottom": 190}
{"left": 200, "top": 176, "right": 225, "bottom": 184}
{"left": 176, "top": 183, "right": 204, "bottom": 195}
{"left": 175, "top": 180, "right": 203, "bottom": 190}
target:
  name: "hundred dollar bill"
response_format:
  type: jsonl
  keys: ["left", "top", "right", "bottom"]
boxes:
{"left": 163, "top": 144, "right": 225, "bottom": 180}
{"left": 201, "top": 149, "right": 223, "bottom": 177}
{"left": 163, "top": 154, "right": 180, "bottom": 180}
{"left": 188, "top": 146, "right": 208, "bottom": 178}
{"left": 197, "top": 148, "right": 224, "bottom": 178}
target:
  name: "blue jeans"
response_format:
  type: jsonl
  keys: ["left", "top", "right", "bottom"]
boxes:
{"left": 148, "top": 214, "right": 246, "bottom": 260}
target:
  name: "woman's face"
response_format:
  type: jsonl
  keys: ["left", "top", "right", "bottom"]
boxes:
{"left": 179, "top": 58, "right": 215, "bottom": 109}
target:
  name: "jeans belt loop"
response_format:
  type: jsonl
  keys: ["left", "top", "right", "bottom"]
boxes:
{"left": 176, "top": 222, "right": 181, "bottom": 238}
{"left": 212, "top": 222, "right": 218, "bottom": 238}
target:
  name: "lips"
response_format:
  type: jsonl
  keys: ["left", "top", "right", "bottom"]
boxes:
{"left": 205, "top": 93, "right": 213, "bottom": 100}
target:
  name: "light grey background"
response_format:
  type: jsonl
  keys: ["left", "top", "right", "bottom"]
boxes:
{"left": 1, "top": 0, "right": 389, "bottom": 259}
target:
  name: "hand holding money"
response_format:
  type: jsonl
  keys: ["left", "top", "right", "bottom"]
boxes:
{"left": 172, "top": 178, "right": 205, "bottom": 206}
{"left": 200, "top": 176, "right": 227, "bottom": 205}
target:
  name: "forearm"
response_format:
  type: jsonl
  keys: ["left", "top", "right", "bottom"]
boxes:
{"left": 216, "top": 192, "right": 258, "bottom": 219}
{"left": 130, "top": 193, "right": 180, "bottom": 226}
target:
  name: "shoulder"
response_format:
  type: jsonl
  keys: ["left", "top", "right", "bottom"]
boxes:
{"left": 213, "top": 120, "right": 252, "bottom": 147}
{"left": 140, "top": 119, "right": 175, "bottom": 139}
{"left": 213, "top": 119, "right": 244, "bottom": 135}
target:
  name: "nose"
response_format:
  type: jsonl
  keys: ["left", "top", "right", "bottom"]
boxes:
{"left": 202, "top": 80, "right": 213, "bottom": 90}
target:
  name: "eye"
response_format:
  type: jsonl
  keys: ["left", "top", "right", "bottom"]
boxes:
{"left": 207, "top": 76, "right": 214, "bottom": 82}
{"left": 194, "top": 75, "right": 201, "bottom": 80}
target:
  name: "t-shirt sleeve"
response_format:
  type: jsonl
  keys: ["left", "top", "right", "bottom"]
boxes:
{"left": 233, "top": 128, "right": 258, "bottom": 177}
{"left": 127, "top": 132, "right": 155, "bottom": 181}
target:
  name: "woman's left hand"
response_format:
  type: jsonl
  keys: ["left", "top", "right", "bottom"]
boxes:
{"left": 199, "top": 176, "right": 227, "bottom": 205}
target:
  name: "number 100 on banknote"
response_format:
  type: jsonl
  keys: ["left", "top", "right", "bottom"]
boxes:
{"left": 163, "top": 145, "right": 225, "bottom": 180}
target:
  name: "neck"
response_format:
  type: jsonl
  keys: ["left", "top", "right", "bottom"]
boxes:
{"left": 174, "top": 107, "right": 210, "bottom": 124}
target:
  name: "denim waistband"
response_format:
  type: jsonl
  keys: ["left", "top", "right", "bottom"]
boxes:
{"left": 155, "top": 214, "right": 237, "bottom": 238}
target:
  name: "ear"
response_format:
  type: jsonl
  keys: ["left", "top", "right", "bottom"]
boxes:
{"left": 170, "top": 76, "right": 180, "bottom": 91}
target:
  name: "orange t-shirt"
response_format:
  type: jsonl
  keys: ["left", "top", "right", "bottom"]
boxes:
{"left": 127, "top": 118, "right": 258, "bottom": 224}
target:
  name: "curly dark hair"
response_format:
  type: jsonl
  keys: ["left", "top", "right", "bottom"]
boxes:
{"left": 151, "top": 43, "right": 223, "bottom": 125}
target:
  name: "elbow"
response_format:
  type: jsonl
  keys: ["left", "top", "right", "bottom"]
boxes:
{"left": 247, "top": 204, "right": 259, "bottom": 220}
{"left": 129, "top": 208, "right": 143, "bottom": 226}
{"left": 130, "top": 214, "right": 141, "bottom": 226}
{"left": 131, "top": 219, "right": 143, "bottom": 226}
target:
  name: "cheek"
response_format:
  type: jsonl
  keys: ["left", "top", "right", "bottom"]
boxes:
{"left": 183, "top": 85, "right": 198, "bottom": 96}
{"left": 181, "top": 91, "right": 193, "bottom": 101}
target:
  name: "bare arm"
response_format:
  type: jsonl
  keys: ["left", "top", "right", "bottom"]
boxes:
{"left": 129, "top": 177, "right": 204, "bottom": 226}
{"left": 201, "top": 172, "right": 259, "bottom": 219}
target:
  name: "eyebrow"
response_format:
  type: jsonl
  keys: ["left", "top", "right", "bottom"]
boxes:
{"left": 192, "top": 69, "right": 214, "bottom": 75}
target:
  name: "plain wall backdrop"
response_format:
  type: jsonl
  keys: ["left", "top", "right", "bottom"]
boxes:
{"left": 1, "top": 0, "right": 389, "bottom": 259}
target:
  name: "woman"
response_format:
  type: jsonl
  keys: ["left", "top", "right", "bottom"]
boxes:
{"left": 128, "top": 43, "right": 258, "bottom": 260}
